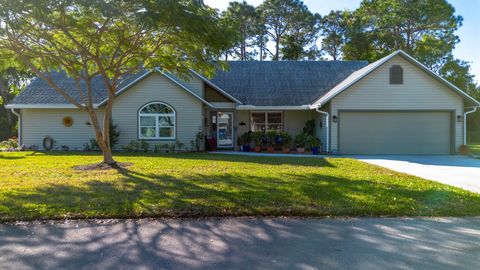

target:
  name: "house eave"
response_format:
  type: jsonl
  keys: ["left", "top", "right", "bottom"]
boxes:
{"left": 189, "top": 69, "right": 243, "bottom": 105}
{"left": 237, "top": 105, "right": 311, "bottom": 110}
{"left": 4, "top": 104, "right": 100, "bottom": 109}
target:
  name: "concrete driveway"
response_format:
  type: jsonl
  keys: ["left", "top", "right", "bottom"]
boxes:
{"left": 1, "top": 217, "right": 480, "bottom": 270}
{"left": 355, "top": 155, "right": 480, "bottom": 193}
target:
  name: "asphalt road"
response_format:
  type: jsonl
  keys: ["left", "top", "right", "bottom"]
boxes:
{"left": 1, "top": 217, "right": 480, "bottom": 270}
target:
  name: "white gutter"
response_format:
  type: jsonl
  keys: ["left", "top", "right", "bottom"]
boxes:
{"left": 10, "top": 108, "right": 21, "bottom": 145}
{"left": 315, "top": 106, "right": 329, "bottom": 153}
{"left": 237, "top": 105, "right": 310, "bottom": 110}
{"left": 464, "top": 106, "right": 480, "bottom": 145}
{"left": 5, "top": 104, "right": 100, "bottom": 109}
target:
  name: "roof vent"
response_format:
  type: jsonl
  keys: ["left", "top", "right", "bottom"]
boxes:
{"left": 390, "top": 65, "right": 403, "bottom": 84}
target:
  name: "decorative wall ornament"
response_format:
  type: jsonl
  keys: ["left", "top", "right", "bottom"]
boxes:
{"left": 62, "top": 116, "right": 74, "bottom": 127}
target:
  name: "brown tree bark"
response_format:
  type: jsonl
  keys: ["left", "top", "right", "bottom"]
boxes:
{"left": 86, "top": 105, "right": 116, "bottom": 165}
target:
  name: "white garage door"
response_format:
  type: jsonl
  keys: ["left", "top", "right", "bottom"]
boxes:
{"left": 339, "top": 111, "right": 452, "bottom": 155}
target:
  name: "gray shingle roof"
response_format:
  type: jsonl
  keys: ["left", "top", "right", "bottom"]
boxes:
{"left": 9, "top": 70, "right": 149, "bottom": 105}
{"left": 210, "top": 61, "right": 369, "bottom": 106}
{"left": 9, "top": 61, "right": 368, "bottom": 107}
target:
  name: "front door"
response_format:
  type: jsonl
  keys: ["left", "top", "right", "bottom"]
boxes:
{"left": 216, "top": 112, "right": 234, "bottom": 148}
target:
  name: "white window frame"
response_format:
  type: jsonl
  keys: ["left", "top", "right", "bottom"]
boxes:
{"left": 138, "top": 102, "right": 176, "bottom": 140}
{"left": 250, "top": 111, "right": 283, "bottom": 132}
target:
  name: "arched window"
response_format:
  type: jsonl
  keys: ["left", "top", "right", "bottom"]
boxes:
{"left": 138, "top": 102, "right": 176, "bottom": 139}
{"left": 390, "top": 65, "right": 403, "bottom": 84}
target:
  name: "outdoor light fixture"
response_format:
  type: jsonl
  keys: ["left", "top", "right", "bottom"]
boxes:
{"left": 332, "top": 115, "right": 338, "bottom": 123}
{"left": 457, "top": 115, "right": 463, "bottom": 122}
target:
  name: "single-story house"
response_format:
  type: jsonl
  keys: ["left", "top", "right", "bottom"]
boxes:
{"left": 5, "top": 50, "right": 480, "bottom": 154}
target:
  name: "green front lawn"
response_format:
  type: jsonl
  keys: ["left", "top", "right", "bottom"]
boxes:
{"left": 469, "top": 145, "right": 480, "bottom": 155}
{"left": 0, "top": 151, "right": 479, "bottom": 221}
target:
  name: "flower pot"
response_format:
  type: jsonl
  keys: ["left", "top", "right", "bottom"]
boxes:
{"left": 459, "top": 145, "right": 470, "bottom": 155}
{"left": 266, "top": 146, "right": 274, "bottom": 153}
{"left": 254, "top": 146, "right": 262, "bottom": 153}
{"left": 243, "top": 145, "right": 251, "bottom": 152}
{"left": 311, "top": 146, "right": 319, "bottom": 155}
{"left": 282, "top": 147, "right": 291, "bottom": 154}
{"left": 296, "top": 147, "right": 305, "bottom": 154}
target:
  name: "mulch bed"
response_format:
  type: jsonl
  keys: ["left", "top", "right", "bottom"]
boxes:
{"left": 73, "top": 162, "right": 133, "bottom": 171}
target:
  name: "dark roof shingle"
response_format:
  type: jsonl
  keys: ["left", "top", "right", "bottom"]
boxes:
{"left": 9, "top": 70, "right": 149, "bottom": 105}
{"left": 210, "top": 61, "right": 368, "bottom": 106}
{"left": 9, "top": 61, "right": 368, "bottom": 106}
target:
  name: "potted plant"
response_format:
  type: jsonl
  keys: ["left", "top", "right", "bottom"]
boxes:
{"left": 310, "top": 136, "right": 321, "bottom": 155}
{"left": 459, "top": 145, "right": 470, "bottom": 155}
{"left": 294, "top": 133, "right": 308, "bottom": 154}
{"left": 238, "top": 135, "right": 245, "bottom": 152}
{"left": 239, "top": 132, "right": 252, "bottom": 152}
{"left": 253, "top": 131, "right": 263, "bottom": 153}
{"left": 206, "top": 136, "right": 216, "bottom": 151}
{"left": 266, "top": 131, "right": 277, "bottom": 153}
{"left": 280, "top": 132, "right": 292, "bottom": 153}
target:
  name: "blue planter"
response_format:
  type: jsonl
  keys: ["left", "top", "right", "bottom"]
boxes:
{"left": 311, "top": 147, "right": 319, "bottom": 155}
{"left": 243, "top": 145, "right": 251, "bottom": 152}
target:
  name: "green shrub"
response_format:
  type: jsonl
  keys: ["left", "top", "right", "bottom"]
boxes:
{"left": 252, "top": 131, "right": 263, "bottom": 146}
{"left": 266, "top": 131, "right": 277, "bottom": 146}
{"left": 309, "top": 136, "right": 321, "bottom": 148}
{"left": 122, "top": 140, "right": 149, "bottom": 152}
{"left": 0, "top": 138, "right": 18, "bottom": 150}
{"left": 280, "top": 132, "right": 292, "bottom": 147}
{"left": 303, "top": 119, "right": 316, "bottom": 136}
{"left": 194, "top": 132, "right": 203, "bottom": 151}
{"left": 175, "top": 140, "right": 185, "bottom": 151}
{"left": 87, "top": 119, "right": 120, "bottom": 151}
{"left": 294, "top": 133, "right": 308, "bottom": 148}
{"left": 238, "top": 132, "right": 252, "bottom": 146}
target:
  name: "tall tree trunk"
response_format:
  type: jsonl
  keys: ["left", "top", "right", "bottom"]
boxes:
{"left": 86, "top": 105, "right": 116, "bottom": 165}
{"left": 275, "top": 39, "right": 280, "bottom": 60}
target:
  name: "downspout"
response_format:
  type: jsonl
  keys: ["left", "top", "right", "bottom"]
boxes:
{"left": 10, "top": 108, "right": 21, "bottom": 145}
{"left": 315, "top": 106, "right": 329, "bottom": 153}
{"left": 464, "top": 106, "right": 479, "bottom": 145}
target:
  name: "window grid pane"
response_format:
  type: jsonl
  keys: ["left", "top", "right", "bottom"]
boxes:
{"left": 140, "top": 127, "right": 156, "bottom": 138}
{"left": 251, "top": 112, "right": 282, "bottom": 132}
{"left": 139, "top": 102, "right": 175, "bottom": 139}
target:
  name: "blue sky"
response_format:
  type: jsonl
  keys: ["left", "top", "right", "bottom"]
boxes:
{"left": 204, "top": 0, "right": 480, "bottom": 83}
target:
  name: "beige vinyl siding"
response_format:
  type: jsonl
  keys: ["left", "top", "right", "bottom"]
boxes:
{"left": 112, "top": 73, "right": 204, "bottom": 149}
{"left": 283, "top": 110, "right": 314, "bottom": 136}
{"left": 181, "top": 74, "right": 204, "bottom": 98}
{"left": 330, "top": 55, "right": 464, "bottom": 152}
{"left": 236, "top": 110, "right": 250, "bottom": 135}
{"left": 21, "top": 109, "right": 104, "bottom": 150}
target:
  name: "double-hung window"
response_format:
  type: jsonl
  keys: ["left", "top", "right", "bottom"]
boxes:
{"left": 138, "top": 102, "right": 175, "bottom": 139}
{"left": 251, "top": 111, "right": 283, "bottom": 132}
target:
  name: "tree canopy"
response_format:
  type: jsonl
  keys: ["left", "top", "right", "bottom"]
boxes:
{"left": 221, "top": 1, "right": 261, "bottom": 60}
{"left": 257, "top": 0, "right": 321, "bottom": 60}
{"left": 0, "top": 0, "right": 235, "bottom": 164}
